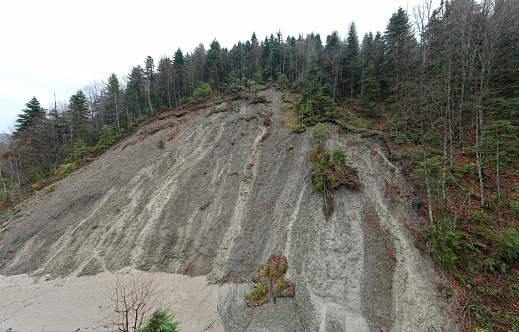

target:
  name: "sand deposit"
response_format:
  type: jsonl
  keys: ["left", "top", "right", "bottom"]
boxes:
{"left": 0, "top": 271, "right": 222, "bottom": 332}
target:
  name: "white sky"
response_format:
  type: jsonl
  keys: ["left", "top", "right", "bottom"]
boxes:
{"left": 0, "top": 0, "right": 436, "bottom": 133}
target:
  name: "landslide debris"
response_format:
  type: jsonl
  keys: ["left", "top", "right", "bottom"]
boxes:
{"left": 0, "top": 87, "right": 458, "bottom": 331}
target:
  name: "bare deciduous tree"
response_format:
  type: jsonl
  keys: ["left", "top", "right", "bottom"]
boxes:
{"left": 105, "top": 274, "right": 162, "bottom": 332}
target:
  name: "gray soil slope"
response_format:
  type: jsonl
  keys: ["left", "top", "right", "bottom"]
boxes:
{"left": 0, "top": 87, "right": 458, "bottom": 331}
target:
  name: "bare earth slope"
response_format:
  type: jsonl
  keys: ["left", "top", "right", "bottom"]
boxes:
{"left": 0, "top": 87, "right": 458, "bottom": 331}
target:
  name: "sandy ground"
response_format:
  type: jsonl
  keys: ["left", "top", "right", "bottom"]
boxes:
{"left": 0, "top": 271, "right": 223, "bottom": 332}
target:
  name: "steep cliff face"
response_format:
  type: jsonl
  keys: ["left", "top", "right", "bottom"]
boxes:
{"left": 0, "top": 87, "right": 457, "bottom": 331}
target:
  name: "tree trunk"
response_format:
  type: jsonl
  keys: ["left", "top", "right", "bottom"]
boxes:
{"left": 475, "top": 110, "right": 485, "bottom": 207}
{"left": 496, "top": 128, "right": 501, "bottom": 201}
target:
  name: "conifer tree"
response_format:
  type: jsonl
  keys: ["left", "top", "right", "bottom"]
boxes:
{"left": 359, "top": 61, "right": 382, "bottom": 117}
{"left": 15, "top": 97, "right": 45, "bottom": 134}
{"left": 68, "top": 90, "right": 90, "bottom": 141}
{"left": 207, "top": 39, "right": 222, "bottom": 92}
{"left": 298, "top": 50, "right": 321, "bottom": 121}
{"left": 104, "top": 73, "right": 122, "bottom": 132}
{"left": 157, "top": 57, "right": 174, "bottom": 111}
{"left": 144, "top": 56, "right": 156, "bottom": 113}
{"left": 125, "top": 65, "right": 146, "bottom": 119}
{"left": 384, "top": 7, "right": 417, "bottom": 101}
{"left": 173, "top": 48, "right": 185, "bottom": 107}
{"left": 324, "top": 31, "right": 342, "bottom": 102}
{"left": 344, "top": 22, "right": 360, "bottom": 99}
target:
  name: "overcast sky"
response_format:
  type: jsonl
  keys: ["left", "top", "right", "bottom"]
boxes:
{"left": 0, "top": 0, "right": 436, "bottom": 133}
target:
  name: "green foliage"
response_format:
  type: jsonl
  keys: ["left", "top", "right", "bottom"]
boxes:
{"left": 481, "top": 120, "right": 518, "bottom": 169}
{"left": 226, "top": 78, "right": 247, "bottom": 95}
{"left": 44, "top": 184, "right": 54, "bottom": 194}
{"left": 0, "top": 199, "right": 27, "bottom": 218}
{"left": 69, "top": 90, "right": 90, "bottom": 141}
{"left": 190, "top": 83, "right": 212, "bottom": 104}
{"left": 472, "top": 225, "right": 497, "bottom": 240}
{"left": 99, "top": 125, "right": 116, "bottom": 144}
{"left": 104, "top": 73, "right": 123, "bottom": 131}
{"left": 308, "top": 124, "right": 330, "bottom": 195}
{"left": 470, "top": 304, "right": 519, "bottom": 331}
{"left": 92, "top": 125, "right": 117, "bottom": 154}
{"left": 273, "top": 274, "right": 287, "bottom": 293}
{"left": 482, "top": 257, "right": 508, "bottom": 273}
{"left": 307, "top": 123, "right": 359, "bottom": 218}
{"left": 67, "top": 139, "right": 88, "bottom": 163}
{"left": 282, "top": 92, "right": 298, "bottom": 105}
{"left": 423, "top": 218, "right": 461, "bottom": 272}
{"left": 277, "top": 73, "right": 289, "bottom": 88}
{"left": 471, "top": 211, "right": 492, "bottom": 223}
{"left": 296, "top": 51, "right": 339, "bottom": 122}
{"left": 56, "top": 163, "right": 77, "bottom": 180}
{"left": 246, "top": 254, "right": 293, "bottom": 306}
{"left": 134, "top": 307, "right": 180, "bottom": 332}
{"left": 359, "top": 61, "right": 382, "bottom": 117}
{"left": 245, "top": 283, "right": 268, "bottom": 306}
{"left": 14, "top": 96, "right": 45, "bottom": 134}
{"left": 508, "top": 283, "right": 519, "bottom": 297}
{"left": 391, "top": 132, "right": 410, "bottom": 144}
{"left": 309, "top": 122, "right": 329, "bottom": 147}
{"left": 494, "top": 227, "right": 519, "bottom": 263}
{"left": 330, "top": 146, "right": 347, "bottom": 169}
{"left": 207, "top": 39, "right": 223, "bottom": 91}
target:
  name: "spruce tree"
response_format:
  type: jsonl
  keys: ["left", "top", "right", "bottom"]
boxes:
{"left": 207, "top": 39, "right": 222, "bottom": 92}
{"left": 125, "top": 65, "right": 146, "bottom": 119}
{"left": 384, "top": 7, "right": 416, "bottom": 101}
{"left": 15, "top": 97, "right": 45, "bottom": 134}
{"left": 359, "top": 61, "right": 382, "bottom": 117}
{"left": 144, "top": 56, "right": 156, "bottom": 113}
{"left": 157, "top": 57, "right": 174, "bottom": 111}
{"left": 104, "top": 73, "right": 122, "bottom": 132}
{"left": 68, "top": 90, "right": 90, "bottom": 141}
{"left": 344, "top": 22, "right": 360, "bottom": 99}
{"left": 298, "top": 51, "right": 321, "bottom": 121}
{"left": 173, "top": 48, "right": 185, "bottom": 106}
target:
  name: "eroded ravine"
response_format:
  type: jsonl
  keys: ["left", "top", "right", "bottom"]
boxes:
{"left": 0, "top": 87, "right": 458, "bottom": 331}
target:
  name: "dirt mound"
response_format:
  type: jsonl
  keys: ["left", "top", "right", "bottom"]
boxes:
{"left": 0, "top": 87, "right": 458, "bottom": 331}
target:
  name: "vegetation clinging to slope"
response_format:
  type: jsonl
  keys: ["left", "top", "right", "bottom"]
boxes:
{"left": 1, "top": 0, "right": 519, "bottom": 330}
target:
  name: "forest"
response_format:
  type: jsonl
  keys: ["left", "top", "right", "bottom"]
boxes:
{"left": 1, "top": 0, "right": 519, "bottom": 330}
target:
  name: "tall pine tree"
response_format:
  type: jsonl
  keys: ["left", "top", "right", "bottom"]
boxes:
{"left": 68, "top": 90, "right": 90, "bottom": 142}
{"left": 15, "top": 97, "right": 45, "bottom": 134}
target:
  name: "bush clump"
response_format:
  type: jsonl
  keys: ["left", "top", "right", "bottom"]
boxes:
{"left": 423, "top": 218, "right": 461, "bottom": 272}
{"left": 307, "top": 123, "right": 360, "bottom": 218}
{"left": 245, "top": 254, "right": 295, "bottom": 307}
{"left": 495, "top": 227, "right": 519, "bottom": 263}
{"left": 135, "top": 307, "right": 180, "bottom": 332}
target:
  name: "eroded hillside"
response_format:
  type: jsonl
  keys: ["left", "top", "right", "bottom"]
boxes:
{"left": 0, "top": 87, "right": 458, "bottom": 331}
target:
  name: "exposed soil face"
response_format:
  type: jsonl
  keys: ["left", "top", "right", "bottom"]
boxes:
{"left": 0, "top": 87, "right": 458, "bottom": 331}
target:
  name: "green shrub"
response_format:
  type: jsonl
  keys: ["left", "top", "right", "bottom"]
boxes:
{"left": 191, "top": 82, "right": 212, "bottom": 103}
{"left": 66, "top": 139, "right": 88, "bottom": 162}
{"left": 245, "top": 283, "right": 268, "bottom": 306}
{"left": 135, "top": 307, "right": 180, "bottom": 332}
{"left": 508, "top": 283, "right": 519, "bottom": 297}
{"left": 56, "top": 163, "right": 77, "bottom": 180}
{"left": 44, "top": 184, "right": 54, "bottom": 194}
{"left": 331, "top": 146, "right": 347, "bottom": 169}
{"left": 471, "top": 210, "right": 492, "bottom": 223}
{"left": 494, "top": 227, "right": 519, "bottom": 263}
{"left": 472, "top": 225, "right": 497, "bottom": 240}
{"left": 423, "top": 218, "right": 461, "bottom": 272}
